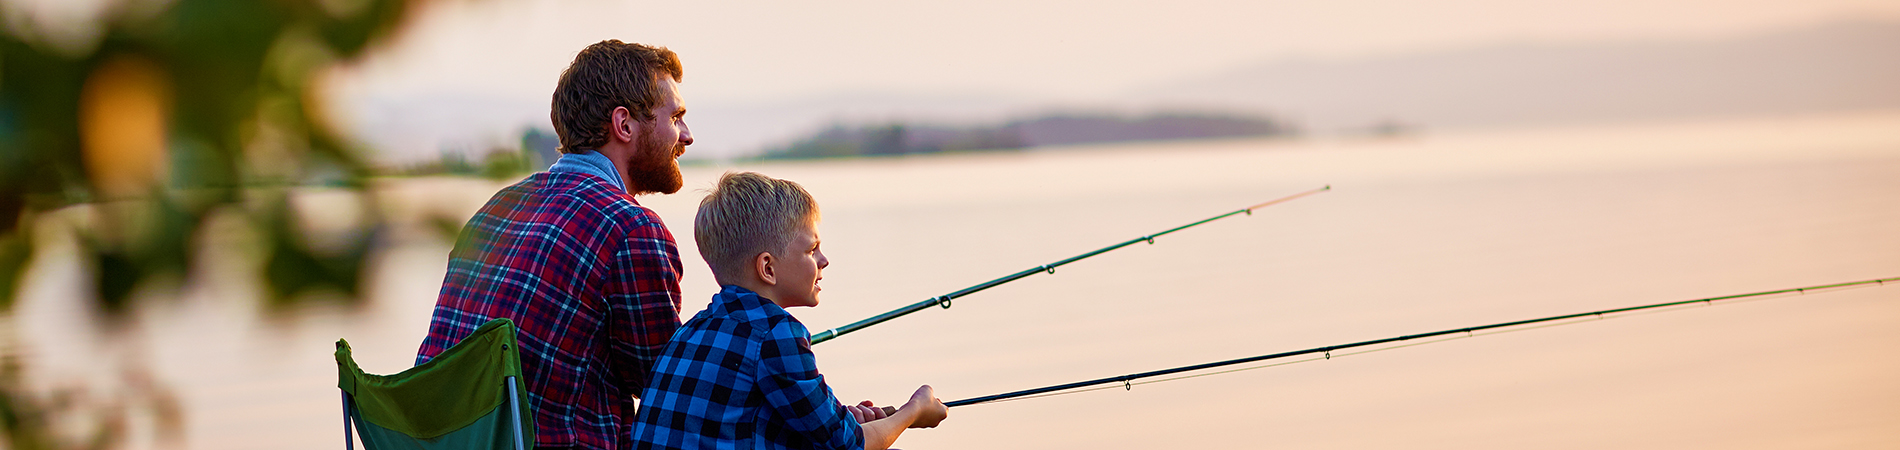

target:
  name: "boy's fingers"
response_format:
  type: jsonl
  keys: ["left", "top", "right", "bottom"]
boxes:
{"left": 849, "top": 406, "right": 877, "bottom": 423}
{"left": 880, "top": 406, "right": 898, "bottom": 416}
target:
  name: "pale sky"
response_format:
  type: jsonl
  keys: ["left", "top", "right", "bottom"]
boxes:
{"left": 12, "top": 0, "right": 1900, "bottom": 158}
{"left": 312, "top": 0, "right": 1900, "bottom": 159}
{"left": 330, "top": 0, "right": 1900, "bottom": 103}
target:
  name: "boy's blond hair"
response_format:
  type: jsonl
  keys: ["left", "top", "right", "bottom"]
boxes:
{"left": 694, "top": 171, "right": 820, "bottom": 284}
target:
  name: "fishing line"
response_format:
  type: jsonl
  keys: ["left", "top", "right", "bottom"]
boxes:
{"left": 946, "top": 276, "right": 1897, "bottom": 407}
{"left": 981, "top": 316, "right": 1606, "bottom": 405}
{"left": 809, "top": 185, "right": 1332, "bottom": 344}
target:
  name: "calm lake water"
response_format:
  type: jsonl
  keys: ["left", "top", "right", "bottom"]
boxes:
{"left": 13, "top": 111, "right": 1900, "bottom": 449}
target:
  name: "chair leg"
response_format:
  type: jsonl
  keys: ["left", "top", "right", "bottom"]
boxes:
{"left": 506, "top": 377, "right": 527, "bottom": 450}
{"left": 341, "top": 391, "right": 356, "bottom": 450}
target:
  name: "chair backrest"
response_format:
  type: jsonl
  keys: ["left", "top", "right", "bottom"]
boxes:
{"left": 336, "top": 318, "right": 535, "bottom": 450}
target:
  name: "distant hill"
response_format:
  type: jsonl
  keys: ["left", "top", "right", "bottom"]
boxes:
{"left": 342, "top": 19, "right": 1900, "bottom": 162}
{"left": 1132, "top": 19, "right": 1900, "bottom": 131}
{"left": 1136, "top": 20, "right": 1900, "bottom": 132}
{"left": 749, "top": 19, "right": 1900, "bottom": 158}
{"left": 760, "top": 112, "right": 1292, "bottom": 159}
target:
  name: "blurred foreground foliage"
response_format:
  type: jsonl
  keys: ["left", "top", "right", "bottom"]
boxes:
{"left": 1, "top": 0, "right": 417, "bottom": 312}
{"left": 1, "top": 0, "right": 432, "bottom": 447}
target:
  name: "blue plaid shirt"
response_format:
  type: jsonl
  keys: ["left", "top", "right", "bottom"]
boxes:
{"left": 631, "top": 285, "right": 864, "bottom": 450}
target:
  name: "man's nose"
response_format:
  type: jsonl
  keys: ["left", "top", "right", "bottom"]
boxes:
{"left": 678, "top": 122, "right": 694, "bottom": 146}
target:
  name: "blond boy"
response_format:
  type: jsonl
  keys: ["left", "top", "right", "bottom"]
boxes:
{"left": 630, "top": 172, "right": 948, "bottom": 450}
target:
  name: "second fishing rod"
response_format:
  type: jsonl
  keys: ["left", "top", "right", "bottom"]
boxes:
{"left": 809, "top": 185, "right": 1332, "bottom": 344}
{"left": 944, "top": 276, "right": 1899, "bottom": 408}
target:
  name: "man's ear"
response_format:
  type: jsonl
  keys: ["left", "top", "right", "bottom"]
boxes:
{"left": 754, "top": 252, "right": 778, "bottom": 286}
{"left": 610, "top": 106, "right": 639, "bottom": 144}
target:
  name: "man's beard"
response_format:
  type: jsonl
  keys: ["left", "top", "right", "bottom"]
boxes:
{"left": 624, "top": 125, "right": 683, "bottom": 195}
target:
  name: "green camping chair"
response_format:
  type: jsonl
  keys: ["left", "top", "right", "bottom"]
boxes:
{"left": 336, "top": 318, "right": 535, "bottom": 450}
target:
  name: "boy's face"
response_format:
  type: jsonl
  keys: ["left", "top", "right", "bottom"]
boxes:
{"left": 767, "top": 219, "right": 828, "bottom": 308}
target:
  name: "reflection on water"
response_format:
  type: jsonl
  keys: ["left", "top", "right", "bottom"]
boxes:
{"left": 12, "top": 111, "right": 1900, "bottom": 449}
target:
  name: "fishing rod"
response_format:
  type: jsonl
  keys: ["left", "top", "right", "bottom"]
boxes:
{"left": 945, "top": 276, "right": 1898, "bottom": 407}
{"left": 809, "top": 185, "right": 1332, "bottom": 345}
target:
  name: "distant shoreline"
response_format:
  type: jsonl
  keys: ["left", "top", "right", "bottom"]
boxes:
{"left": 754, "top": 111, "right": 1299, "bottom": 160}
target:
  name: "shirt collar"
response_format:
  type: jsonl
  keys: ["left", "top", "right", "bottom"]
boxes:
{"left": 547, "top": 149, "right": 625, "bottom": 193}
{"left": 712, "top": 285, "right": 784, "bottom": 315}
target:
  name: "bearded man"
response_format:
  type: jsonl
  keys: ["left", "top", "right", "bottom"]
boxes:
{"left": 416, "top": 40, "right": 693, "bottom": 450}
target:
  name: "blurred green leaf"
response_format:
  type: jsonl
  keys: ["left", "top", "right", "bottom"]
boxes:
{"left": 0, "top": 0, "right": 430, "bottom": 445}
{"left": 1, "top": 0, "right": 422, "bottom": 317}
{"left": 0, "top": 226, "right": 30, "bottom": 311}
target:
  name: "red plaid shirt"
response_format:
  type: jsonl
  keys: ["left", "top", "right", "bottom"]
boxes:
{"left": 417, "top": 172, "right": 683, "bottom": 450}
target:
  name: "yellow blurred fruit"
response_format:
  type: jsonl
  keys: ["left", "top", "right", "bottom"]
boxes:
{"left": 79, "top": 55, "right": 172, "bottom": 199}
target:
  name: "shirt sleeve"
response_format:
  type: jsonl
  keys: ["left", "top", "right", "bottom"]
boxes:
{"left": 758, "top": 319, "right": 864, "bottom": 450}
{"left": 604, "top": 214, "right": 684, "bottom": 403}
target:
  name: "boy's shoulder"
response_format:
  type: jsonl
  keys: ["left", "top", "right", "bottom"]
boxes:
{"left": 683, "top": 286, "right": 809, "bottom": 344}
{"left": 653, "top": 286, "right": 818, "bottom": 390}
{"left": 635, "top": 286, "right": 850, "bottom": 450}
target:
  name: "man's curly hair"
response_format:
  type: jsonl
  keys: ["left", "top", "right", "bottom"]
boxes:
{"left": 550, "top": 40, "right": 683, "bottom": 153}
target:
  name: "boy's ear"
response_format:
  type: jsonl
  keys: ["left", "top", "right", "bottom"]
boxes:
{"left": 754, "top": 252, "right": 777, "bottom": 286}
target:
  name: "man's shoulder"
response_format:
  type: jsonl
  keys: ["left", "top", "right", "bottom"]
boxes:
{"left": 495, "top": 172, "right": 666, "bottom": 231}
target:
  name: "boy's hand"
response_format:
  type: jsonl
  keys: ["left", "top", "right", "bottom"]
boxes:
{"left": 846, "top": 400, "right": 891, "bottom": 423}
{"left": 903, "top": 385, "right": 948, "bottom": 428}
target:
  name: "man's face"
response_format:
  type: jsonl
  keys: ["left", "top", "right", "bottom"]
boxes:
{"left": 625, "top": 77, "right": 692, "bottom": 195}
{"left": 767, "top": 220, "right": 827, "bottom": 308}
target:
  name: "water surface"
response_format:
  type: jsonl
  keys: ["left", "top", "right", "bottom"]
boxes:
{"left": 14, "top": 111, "right": 1900, "bottom": 449}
